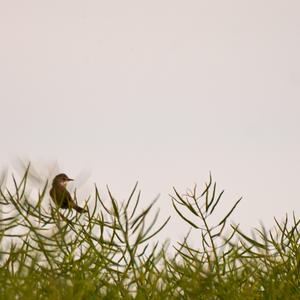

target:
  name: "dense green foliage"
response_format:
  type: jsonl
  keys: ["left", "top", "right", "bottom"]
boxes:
{"left": 0, "top": 167, "right": 299, "bottom": 299}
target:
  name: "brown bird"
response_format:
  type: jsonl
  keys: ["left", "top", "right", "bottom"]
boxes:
{"left": 50, "top": 173, "right": 87, "bottom": 213}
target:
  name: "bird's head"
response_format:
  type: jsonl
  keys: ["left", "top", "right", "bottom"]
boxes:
{"left": 52, "top": 173, "right": 73, "bottom": 187}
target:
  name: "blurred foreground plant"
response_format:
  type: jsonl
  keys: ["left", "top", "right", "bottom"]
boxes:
{"left": 0, "top": 166, "right": 299, "bottom": 300}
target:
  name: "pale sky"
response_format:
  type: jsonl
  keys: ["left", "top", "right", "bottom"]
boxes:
{"left": 1, "top": 1, "right": 300, "bottom": 243}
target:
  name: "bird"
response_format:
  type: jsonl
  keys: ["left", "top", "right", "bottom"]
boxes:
{"left": 50, "top": 173, "right": 87, "bottom": 213}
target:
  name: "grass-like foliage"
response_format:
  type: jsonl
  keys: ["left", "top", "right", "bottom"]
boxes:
{"left": 0, "top": 167, "right": 299, "bottom": 299}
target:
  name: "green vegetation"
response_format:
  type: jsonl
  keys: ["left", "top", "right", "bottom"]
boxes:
{"left": 0, "top": 167, "right": 299, "bottom": 299}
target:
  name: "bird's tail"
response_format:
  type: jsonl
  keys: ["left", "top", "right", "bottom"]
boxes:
{"left": 73, "top": 204, "right": 88, "bottom": 213}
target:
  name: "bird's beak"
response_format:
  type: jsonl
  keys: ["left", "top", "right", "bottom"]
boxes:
{"left": 67, "top": 178, "right": 74, "bottom": 181}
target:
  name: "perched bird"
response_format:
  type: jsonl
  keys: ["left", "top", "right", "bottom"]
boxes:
{"left": 50, "top": 173, "right": 87, "bottom": 213}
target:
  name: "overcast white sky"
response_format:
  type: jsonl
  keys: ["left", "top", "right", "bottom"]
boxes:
{"left": 1, "top": 1, "right": 300, "bottom": 243}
